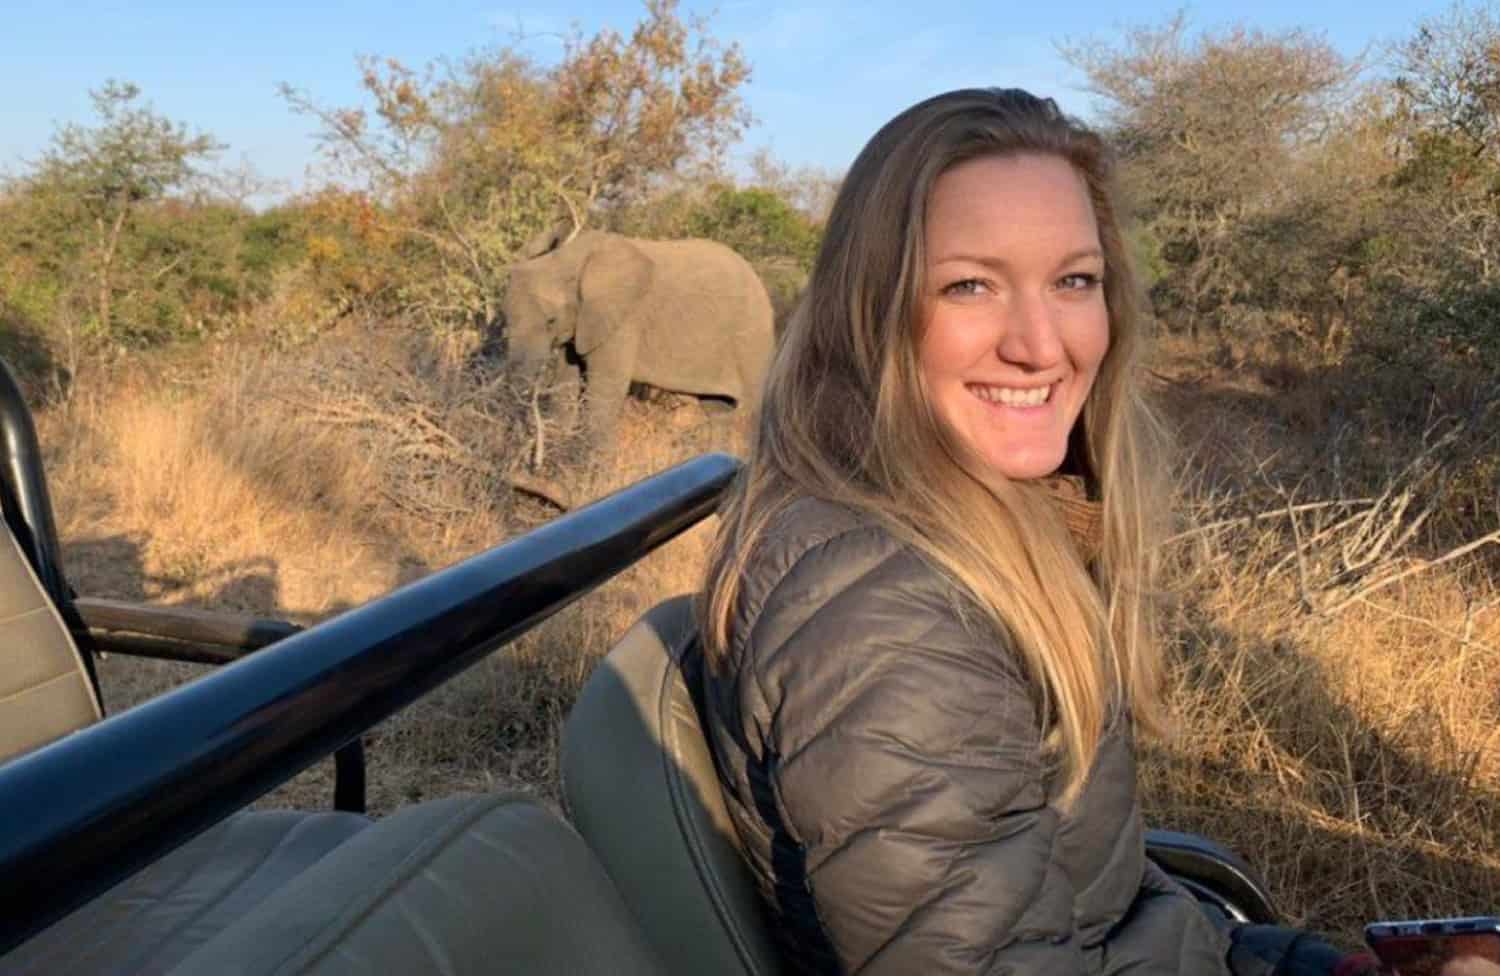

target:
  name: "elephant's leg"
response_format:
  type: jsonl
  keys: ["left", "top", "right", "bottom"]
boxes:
{"left": 580, "top": 338, "right": 634, "bottom": 454}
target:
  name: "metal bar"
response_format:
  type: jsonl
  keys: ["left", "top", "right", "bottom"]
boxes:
{"left": 74, "top": 602, "right": 370, "bottom": 812}
{"left": 333, "top": 740, "right": 367, "bottom": 815}
{"left": 81, "top": 632, "right": 250, "bottom": 665}
{"left": 1144, "top": 829, "right": 1278, "bottom": 924}
{"left": 74, "top": 597, "right": 302, "bottom": 652}
{"left": 0, "top": 452, "right": 738, "bottom": 954}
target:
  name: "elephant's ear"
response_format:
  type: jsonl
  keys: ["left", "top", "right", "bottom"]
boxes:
{"left": 575, "top": 240, "right": 652, "bottom": 357}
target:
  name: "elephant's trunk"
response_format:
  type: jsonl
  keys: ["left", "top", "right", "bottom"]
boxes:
{"left": 511, "top": 349, "right": 553, "bottom": 391}
{"left": 504, "top": 324, "right": 556, "bottom": 390}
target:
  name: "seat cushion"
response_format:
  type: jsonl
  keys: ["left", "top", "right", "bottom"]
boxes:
{"left": 561, "top": 595, "right": 785, "bottom": 976}
{"left": 3, "top": 809, "right": 370, "bottom": 974}
{"left": 0, "top": 524, "right": 100, "bottom": 764}
{"left": 166, "top": 792, "right": 664, "bottom": 975}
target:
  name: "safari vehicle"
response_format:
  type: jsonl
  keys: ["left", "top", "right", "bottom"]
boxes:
{"left": 0, "top": 355, "right": 1276, "bottom": 974}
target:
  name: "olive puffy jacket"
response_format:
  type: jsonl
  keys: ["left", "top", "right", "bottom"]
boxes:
{"left": 702, "top": 496, "right": 1261, "bottom": 975}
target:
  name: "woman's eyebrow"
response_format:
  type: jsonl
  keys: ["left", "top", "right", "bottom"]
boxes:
{"left": 931, "top": 247, "right": 1105, "bottom": 269}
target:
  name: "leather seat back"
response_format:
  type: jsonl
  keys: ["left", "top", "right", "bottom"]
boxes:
{"left": 0, "top": 523, "right": 100, "bottom": 764}
{"left": 561, "top": 595, "right": 784, "bottom": 976}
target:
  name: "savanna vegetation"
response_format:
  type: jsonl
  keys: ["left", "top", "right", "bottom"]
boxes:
{"left": 1, "top": 0, "right": 1496, "bottom": 950}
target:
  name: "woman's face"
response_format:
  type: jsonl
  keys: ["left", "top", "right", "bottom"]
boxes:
{"left": 918, "top": 152, "right": 1110, "bottom": 481}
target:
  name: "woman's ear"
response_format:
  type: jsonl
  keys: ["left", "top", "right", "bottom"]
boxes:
{"left": 575, "top": 241, "right": 652, "bottom": 356}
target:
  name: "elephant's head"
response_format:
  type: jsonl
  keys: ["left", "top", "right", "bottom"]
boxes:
{"left": 501, "top": 230, "right": 649, "bottom": 384}
{"left": 501, "top": 231, "right": 595, "bottom": 384}
{"left": 502, "top": 261, "right": 572, "bottom": 384}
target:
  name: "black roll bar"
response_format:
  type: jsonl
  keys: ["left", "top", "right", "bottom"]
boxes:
{"left": 0, "top": 451, "right": 739, "bottom": 955}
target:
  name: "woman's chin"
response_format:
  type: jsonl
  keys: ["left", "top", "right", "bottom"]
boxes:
{"left": 978, "top": 445, "right": 1069, "bottom": 483}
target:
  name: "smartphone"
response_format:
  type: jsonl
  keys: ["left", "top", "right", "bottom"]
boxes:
{"left": 1365, "top": 917, "right": 1500, "bottom": 975}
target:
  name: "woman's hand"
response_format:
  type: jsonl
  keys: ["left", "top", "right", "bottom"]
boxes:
{"left": 1442, "top": 957, "right": 1500, "bottom": 976}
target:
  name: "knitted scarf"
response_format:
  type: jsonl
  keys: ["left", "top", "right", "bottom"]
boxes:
{"left": 1040, "top": 474, "right": 1102, "bottom": 566}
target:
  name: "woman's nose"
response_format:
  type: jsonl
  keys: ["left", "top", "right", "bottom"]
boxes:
{"left": 997, "top": 292, "right": 1063, "bottom": 367}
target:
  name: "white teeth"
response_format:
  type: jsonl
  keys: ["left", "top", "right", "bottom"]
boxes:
{"left": 971, "top": 384, "right": 1051, "bottom": 406}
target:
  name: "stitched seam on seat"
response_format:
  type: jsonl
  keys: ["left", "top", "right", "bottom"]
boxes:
{"left": 0, "top": 666, "right": 88, "bottom": 704}
{"left": 394, "top": 891, "right": 458, "bottom": 976}
{"left": 661, "top": 632, "right": 768, "bottom": 976}
{"left": 140, "top": 815, "right": 341, "bottom": 968}
{"left": 0, "top": 602, "right": 46, "bottom": 625}
{"left": 269, "top": 796, "right": 503, "bottom": 974}
{"left": 64, "top": 814, "right": 244, "bottom": 970}
{"left": 129, "top": 816, "right": 298, "bottom": 965}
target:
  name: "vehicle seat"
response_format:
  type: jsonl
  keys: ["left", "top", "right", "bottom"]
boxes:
{"left": 0, "top": 516, "right": 100, "bottom": 763}
{"left": 561, "top": 594, "right": 784, "bottom": 976}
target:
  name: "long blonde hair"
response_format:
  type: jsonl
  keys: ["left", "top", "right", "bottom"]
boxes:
{"left": 700, "top": 88, "right": 1170, "bottom": 806}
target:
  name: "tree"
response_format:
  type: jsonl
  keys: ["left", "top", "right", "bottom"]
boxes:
{"left": 1392, "top": 6, "right": 1500, "bottom": 362}
{"left": 21, "top": 81, "right": 223, "bottom": 339}
{"left": 746, "top": 147, "right": 841, "bottom": 223}
{"left": 1393, "top": 4, "right": 1500, "bottom": 160}
{"left": 281, "top": 0, "right": 752, "bottom": 330}
{"left": 1062, "top": 18, "right": 1362, "bottom": 343}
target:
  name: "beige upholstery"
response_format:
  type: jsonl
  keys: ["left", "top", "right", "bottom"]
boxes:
{"left": 167, "top": 793, "right": 664, "bottom": 975}
{"left": 562, "top": 595, "right": 785, "bottom": 976}
{"left": 4, "top": 809, "right": 371, "bottom": 974}
{"left": 0, "top": 524, "right": 100, "bottom": 764}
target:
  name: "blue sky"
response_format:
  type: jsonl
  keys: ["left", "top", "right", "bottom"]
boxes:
{"left": 0, "top": 0, "right": 1452, "bottom": 202}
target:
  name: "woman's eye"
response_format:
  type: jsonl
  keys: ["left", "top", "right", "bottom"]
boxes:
{"left": 941, "top": 278, "right": 989, "bottom": 297}
{"left": 1058, "top": 272, "right": 1103, "bottom": 291}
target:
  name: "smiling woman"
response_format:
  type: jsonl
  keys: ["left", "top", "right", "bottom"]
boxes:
{"left": 694, "top": 88, "right": 1379, "bottom": 975}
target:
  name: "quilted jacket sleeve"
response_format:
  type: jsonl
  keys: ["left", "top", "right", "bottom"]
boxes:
{"left": 742, "top": 529, "right": 1083, "bottom": 975}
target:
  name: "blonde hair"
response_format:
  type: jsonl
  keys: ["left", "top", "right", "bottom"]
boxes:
{"left": 699, "top": 88, "right": 1170, "bottom": 806}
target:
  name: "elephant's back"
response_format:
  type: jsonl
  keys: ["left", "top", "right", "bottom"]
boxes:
{"left": 647, "top": 238, "right": 763, "bottom": 291}
{"left": 657, "top": 239, "right": 772, "bottom": 339}
{"left": 631, "top": 238, "right": 773, "bottom": 401}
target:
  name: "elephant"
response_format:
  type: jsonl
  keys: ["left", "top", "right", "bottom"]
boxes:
{"left": 501, "top": 229, "right": 775, "bottom": 452}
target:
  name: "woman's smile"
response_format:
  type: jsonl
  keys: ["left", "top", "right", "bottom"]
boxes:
{"left": 965, "top": 381, "right": 1056, "bottom": 408}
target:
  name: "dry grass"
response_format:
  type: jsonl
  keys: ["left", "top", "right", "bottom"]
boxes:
{"left": 1146, "top": 517, "right": 1500, "bottom": 941}
{"left": 42, "top": 330, "right": 732, "bottom": 814}
{"left": 1140, "top": 336, "right": 1500, "bottom": 944}
{"left": 31, "top": 328, "right": 1500, "bottom": 948}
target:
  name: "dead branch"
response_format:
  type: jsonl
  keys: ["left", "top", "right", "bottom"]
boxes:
{"left": 1324, "top": 529, "right": 1500, "bottom": 615}
{"left": 505, "top": 471, "right": 571, "bottom": 510}
{"left": 1283, "top": 486, "right": 1319, "bottom": 613}
{"left": 1164, "top": 499, "right": 1373, "bottom": 545}
{"left": 530, "top": 384, "right": 546, "bottom": 470}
